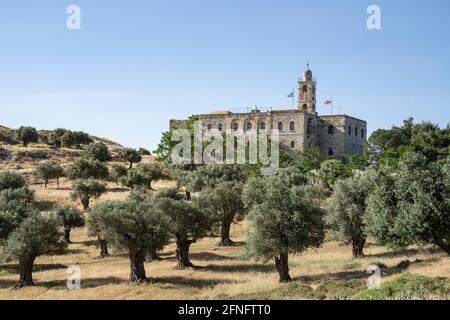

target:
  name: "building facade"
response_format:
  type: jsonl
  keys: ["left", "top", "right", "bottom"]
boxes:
{"left": 170, "top": 68, "right": 367, "bottom": 159}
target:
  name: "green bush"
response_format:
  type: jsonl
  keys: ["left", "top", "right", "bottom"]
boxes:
{"left": 0, "top": 171, "right": 26, "bottom": 190}
{"left": 353, "top": 274, "right": 450, "bottom": 300}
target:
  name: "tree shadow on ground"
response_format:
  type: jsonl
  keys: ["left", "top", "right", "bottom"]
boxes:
{"left": 34, "top": 200, "right": 55, "bottom": 211}
{"left": 78, "top": 277, "right": 126, "bottom": 288}
{"left": 293, "top": 257, "right": 437, "bottom": 283}
{"left": 107, "top": 187, "right": 130, "bottom": 193}
{"left": 190, "top": 252, "right": 234, "bottom": 261}
{"left": 151, "top": 276, "right": 236, "bottom": 288}
{"left": 0, "top": 279, "right": 17, "bottom": 289}
{"left": 80, "top": 240, "right": 99, "bottom": 247}
{"left": 0, "top": 263, "right": 67, "bottom": 274}
{"left": 159, "top": 252, "right": 233, "bottom": 262}
{"left": 4, "top": 277, "right": 127, "bottom": 290}
{"left": 365, "top": 247, "right": 443, "bottom": 259}
{"left": 204, "top": 263, "right": 274, "bottom": 273}
{"left": 62, "top": 248, "right": 87, "bottom": 255}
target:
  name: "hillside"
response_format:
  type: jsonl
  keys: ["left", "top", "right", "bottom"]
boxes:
{"left": 0, "top": 125, "right": 449, "bottom": 300}
{"left": 0, "top": 124, "right": 125, "bottom": 170}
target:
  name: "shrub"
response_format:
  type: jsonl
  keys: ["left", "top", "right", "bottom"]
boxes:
{"left": 0, "top": 171, "right": 26, "bottom": 190}
{"left": 15, "top": 126, "right": 39, "bottom": 147}
{"left": 33, "top": 163, "right": 64, "bottom": 188}
{"left": 71, "top": 179, "right": 107, "bottom": 209}
{"left": 110, "top": 164, "right": 128, "bottom": 184}
{"left": 83, "top": 142, "right": 111, "bottom": 162}
{"left": 65, "top": 159, "right": 109, "bottom": 180}
{"left": 1, "top": 213, "right": 66, "bottom": 288}
{"left": 119, "top": 148, "right": 142, "bottom": 169}
{"left": 53, "top": 205, "right": 85, "bottom": 243}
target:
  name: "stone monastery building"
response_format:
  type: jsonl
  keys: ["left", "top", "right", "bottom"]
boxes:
{"left": 170, "top": 67, "right": 367, "bottom": 158}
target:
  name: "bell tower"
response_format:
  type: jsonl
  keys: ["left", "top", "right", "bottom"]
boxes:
{"left": 298, "top": 64, "right": 317, "bottom": 114}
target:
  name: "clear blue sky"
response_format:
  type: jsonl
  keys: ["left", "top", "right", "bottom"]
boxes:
{"left": 1, "top": 0, "right": 449, "bottom": 149}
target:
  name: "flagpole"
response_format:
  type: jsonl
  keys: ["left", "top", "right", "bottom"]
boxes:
{"left": 292, "top": 88, "right": 295, "bottom": 109}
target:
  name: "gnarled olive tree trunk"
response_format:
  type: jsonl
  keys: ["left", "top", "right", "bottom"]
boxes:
{"left": 81, "top": 196, "right": 90, "bottom": 210}
{"left": 129, "top": 252, "right": 147, "bottom": 283}
{"left": 218, "top": 215, "right": 235, "bottom": 247}
{"left": 352, "top": 237, "right": 366, "bottom": 259}
{"left": 14, "top": 257, "right": 36, "bottom": 289}
{"left": 64, "top": 227, "right": 72, "bottom": 244}
{"left": 275, "top": 253, "right": 292, "bottom": 283}
{"left": 176, "top": 235, "right": 194, "bottom": 269}
{"left": 98, "top": 236, "right": 109, "bottom": 258}
{"left": 436, "top": 240, "right": 450, "bottom": 256}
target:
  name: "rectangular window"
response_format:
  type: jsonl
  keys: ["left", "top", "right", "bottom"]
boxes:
{"left": 361, "top": 129, "right": 364, "bottom": 138}
{"left": 355, "top": 127, "right": 358, "bottom": 137}
{"left": 348, "top": 126, "right": 351, "bottom": 135}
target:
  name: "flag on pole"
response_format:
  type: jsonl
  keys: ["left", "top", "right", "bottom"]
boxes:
{"left": 287, "top": 91, "right": 294, "bottom": 98}
{"left": 323, "top": 99, "right": 333, "bottom": 106}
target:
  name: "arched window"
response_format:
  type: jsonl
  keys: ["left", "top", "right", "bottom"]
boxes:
{"left": 302, "top": 104, "right": 308, "bottom": 111}
{"left": 289, "top": 121, "right": 295, "bottom": 131}
{"left": 328, "top": 125, "right": 334, "bottom": 135}
{"left": 302, "top": 85, "right": 308, "bottom": 100}
{"left": 260, "top": 122, "right": 266, "bottom": 130}
{"left": 207, "top": 124, "right": 212, "bottom": 130}
{"left": 290, "top": 141, "right": 295, "bottom": 148}
{"left": 277, "top": 122, "right": 283, "bottom": 131}
{"left": 246, "top": 122, "right": 252, "bottom": 131}
{"left": 218, "top": 123, "right": 223, "bottom": 132}
{"left": 233, "top": 123, "right": 238, "bottom": 131}
{"left": 328, "top": 148, "right": 334, "bottom": 156}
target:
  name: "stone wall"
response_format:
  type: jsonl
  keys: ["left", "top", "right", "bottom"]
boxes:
{"left": 170, "top": 111, "right": 366, "bottom": 158}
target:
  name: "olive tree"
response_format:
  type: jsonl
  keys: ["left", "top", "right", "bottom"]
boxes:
{"left": 0, "top": 171, "right": 26, "bottom": 190}
{"left": 138, "top": 148, "right": 151, "bottom": 156}
{"left": 71, "top": 179, "right": 107, "bottom": 209}
{"left": 15, "top": 126, "right": 39, "bottom": 147}
{"left": 154, "top": 189, "right": 215, "bottom": 269}
{"left": 73, "top": 131, "right": 93, "bottom": 148}
{"left": 1, "top": 213, "right": 66, "bottom": 288}
{"left": 119, "top": 148, "right": 142, "bottom": 169}
{"left": 110, "top": 164, "right": 128, "bottom": 185}
{"left": 33, "top": 163, "right": 64, "bottom": 188}
{"left": 65, "top": 158, "right": 109, "bottom": 180}
{"left": 242, "top": 174, "right": 325, "bottom": 282}
{"left": 53, "top": 205, "right": 85, "bottom": 243}
{"left": 60, "top": 131, "right": 76, "bottom": 148}
{"left": 316, "top": 159, "right": 352, "bottom": 192}
{"left": 87, "top": 199, "right": 171, "bottom": 283}
{"left": 48, "top": 128, "right": 69, "bottom": 148}
{"left": 0, "top": 187, "right": 35, "bottom": 239}
{"left": 326, "top": 172, "right": 375, "bottom": 259}
{"left": 199, "top": 181, "right": 246, "bottom": 246}
{"left": 366, "top": 153, "right": 450, "bottom": 255}
{"left": 297, "top": 147, "right": 329, "bottom": 174}
{"left": 119, "top": 163, "right": 165, "bottom": 190}
{"left": 83, "top": 142, "right": 111, "bottom": 162}
{"left": 87, "top": 201, "right": 114, "bottom": 258}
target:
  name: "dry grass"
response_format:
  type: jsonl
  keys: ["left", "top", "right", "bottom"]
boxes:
{"left": 0, "top": 143, "right": 449, "bottom": 300}
{"left": 0, "top": 221, "right": 448, "bottom": 300}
